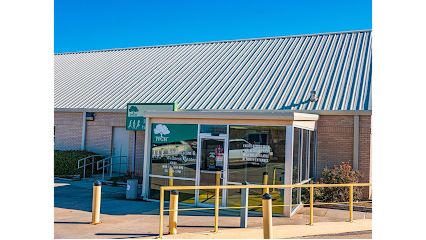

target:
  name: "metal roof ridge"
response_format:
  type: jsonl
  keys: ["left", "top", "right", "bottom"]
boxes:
{"left": 54, "top": 29, "right": 372, "bottom": 55}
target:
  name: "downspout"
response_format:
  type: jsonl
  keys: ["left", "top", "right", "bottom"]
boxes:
{"left": 353, "top": 115, "right": 359, "bottom": 170}
{"left": 81, "top": 111, "right": 87, "bottom": 150}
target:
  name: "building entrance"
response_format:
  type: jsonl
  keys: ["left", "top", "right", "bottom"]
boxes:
{"left": 196, "top": 136, "right": 228, "bottom": 207}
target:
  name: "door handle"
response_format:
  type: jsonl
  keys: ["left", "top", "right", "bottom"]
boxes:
{"left": 220, "top": 170, "right": 225, "bottom": 180}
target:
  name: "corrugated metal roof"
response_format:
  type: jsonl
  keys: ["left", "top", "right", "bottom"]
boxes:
{"left": 55, "top": 30, "right": 372, "bottom": 111}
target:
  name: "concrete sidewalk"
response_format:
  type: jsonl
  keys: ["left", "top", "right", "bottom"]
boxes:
{"left": 54, "top": 179, "right": 372, "bottom": 239}
{"left": 143, "top": 219, "right": 372, "bottom": 239}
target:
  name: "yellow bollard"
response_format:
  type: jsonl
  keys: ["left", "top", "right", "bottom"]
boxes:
{"left": 309, "top": 186, "right": 314, "bottom": 225}
{"left": 169, "top": 190, "right": 179, "bottom": 234}
{"left": 169, "top": 166, "right": 173, "bottom": 186}
{"left": 214, "top": 187, "right": 220, "bottom": 233}
{"left": 262, "top": 193, "right": 273, "bottom": 239}
{"left": 349, "top": 185, "right": 353, "bottom": 222}
{"left": 263, "top": 172, "right": 269, "bottom": 194}
{"left": 91, "top": 180, "right": 102, "bottom": 224}
{"left": 159, "top": 188, "right": 164, "bottom": 238}
{"left": 216, "top": 171, "right": 221, "bottom": 186}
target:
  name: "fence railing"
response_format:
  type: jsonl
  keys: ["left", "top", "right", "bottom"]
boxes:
{"left": 158, "top": 183, "right": 372, "bottom": 238}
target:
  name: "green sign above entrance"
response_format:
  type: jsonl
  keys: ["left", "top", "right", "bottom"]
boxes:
{"left": 151, "top": 123, "right": 198, "bottom": 143}
{"left": 126, "top": 103, "right": 177, "bottom": 131}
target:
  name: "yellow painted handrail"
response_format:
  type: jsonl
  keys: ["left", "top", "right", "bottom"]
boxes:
{"left": 158, "top": 183, "right": 372, "bottom": 238}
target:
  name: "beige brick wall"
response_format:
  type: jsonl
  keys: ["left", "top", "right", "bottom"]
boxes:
{"left": 54, "top": 112, "right": 83, "bottom": 150}
{"left": 54, "top": 111, "right": 146, "bottom": 174}
{"left": 316, "top": 115, "right": 372, "bottom": 199}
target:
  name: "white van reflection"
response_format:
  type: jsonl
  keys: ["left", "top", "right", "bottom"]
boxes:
{"left": 151, "top": 141, "right": 197, "bottom": 163}
{"left": 229, "top": 139, "right": 273, "bottom": 167}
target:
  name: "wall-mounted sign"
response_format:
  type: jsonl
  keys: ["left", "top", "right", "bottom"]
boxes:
{"left": 126, "top": 103, "right": 177, "bottom": 131}
{"left": 151, "top": 123, "right": 198, "bottom": 143}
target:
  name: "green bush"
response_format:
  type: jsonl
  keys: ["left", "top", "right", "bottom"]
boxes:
{"left": 314, "top": 161, "right": 363, "bottom": 203}
{"left": 54, "top": 150, "right": 103, "bottom": 177}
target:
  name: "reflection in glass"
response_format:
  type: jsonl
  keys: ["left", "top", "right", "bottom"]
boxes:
{"left": 228, "top": 126, "right": 286, "bottom": 185}
{"left": 198, "top": 138, "right": 224, "bottom": 205}
{"left": 148, "top": 177, "right": 195, "bottom": 204}
{"left": 227, "top": 125, "right": 286, "bottom": 214}
{"left": 150, "top": 140, "right": 197, "bottom": 178}
{"left": 200, "top": 125, "right": 227, "bottom": 134}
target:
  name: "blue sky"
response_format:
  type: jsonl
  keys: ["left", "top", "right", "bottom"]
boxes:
{"left": 54, "top": 0, "right": 371, "bottom": 53}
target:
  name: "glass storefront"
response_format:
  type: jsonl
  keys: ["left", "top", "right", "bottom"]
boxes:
{"left": 147, "top": 122, "right": 316, "bottom": 216}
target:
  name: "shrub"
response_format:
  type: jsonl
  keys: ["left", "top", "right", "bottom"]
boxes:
{"left": 314, "top": 161, "right": 363, "bottom": 203}
{"left": 54, "top": 150, "right": 103, "bottom": 177}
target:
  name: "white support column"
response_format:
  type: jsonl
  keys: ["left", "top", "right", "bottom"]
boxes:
{"left": 284, "top": 126, "right": 294, "bottom": 217}
{"left": 142, "top": 117, "right": 151, "bottom": 198}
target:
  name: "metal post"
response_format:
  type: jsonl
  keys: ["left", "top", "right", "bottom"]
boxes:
{"left": 240, "top": 182, "right": 248, "bottom": 228}
{"left": 91, "top": 180, "right": 102, "bottom": 224}
{"left": 159, "top": 188, "right": 164, "bottom": 238}
{"left": 83, "top": 159, "right": 86, "bottom": 179}
{"left": 110, "top": 157, "right": 113, "bottom": 178}
{"left": 102, "top": 159, "right": 105, "bottom": 181}
{"left": 214, "top": 187, "right": 219, "bottom": 233}
{"left": 263, "top": 172, "right": 269, "bottom": 194}
{"left": 216, "top": 171, "right": 220, "bottom": 186}
{"left": 262, "top": 193, "right": 273, "bottom": 239}
{"left": 309, "top": 186, "right": 314, "bottom": 226}
{"left": 169, "top": 167, "right": 174, "bottom": 186}
{"left": 169, "top": 190, "right": 179, "bottom": 234}
{"left": 349, "top": 185, "right": 353, "bottom": 222}
{"left": 119, "top": 146, "right": 122, "bottom": 176}
{"left": 272, "top": 168, "right": 276, "bottom": 192}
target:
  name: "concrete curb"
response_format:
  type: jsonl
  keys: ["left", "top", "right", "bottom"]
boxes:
{"left": 139, "top": 219, "right": 372, "bottom": 239}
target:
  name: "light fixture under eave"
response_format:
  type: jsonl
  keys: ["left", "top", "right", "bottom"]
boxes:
{"left": 86, "top": 112, "right": 96, "bottom": 121}
{"left": 310, "top": 91, "right": 318, "bottom": 102}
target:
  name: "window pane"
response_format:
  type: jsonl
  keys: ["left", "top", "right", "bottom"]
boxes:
{"left": 200, "top": 125, "right": 227, "bottom": 134}
{"left": 293, "top": 128, "right": 300, "bottom": 184}
{"left": 150, "top": 124, "right": 198, "bottom": 179}
{"left": 302, "top": 129, "right": 308, "bottom": 181}
{"left": 148, "top": 177, "right": 195, "bottom": 204}
{"left": 228, "top": 125, "right": 286, "bottom": 185}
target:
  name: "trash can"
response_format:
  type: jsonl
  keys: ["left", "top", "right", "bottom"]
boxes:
{"left": 126, "top": 179, "right": 138, "bottom": 200}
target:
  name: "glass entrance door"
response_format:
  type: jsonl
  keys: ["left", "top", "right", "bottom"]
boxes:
{"left": 196, "top": 137, "right": 227, "bottom": 206}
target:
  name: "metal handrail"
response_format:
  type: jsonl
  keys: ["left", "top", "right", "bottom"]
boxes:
{"left": 77, "top": 155, "right": 105, "bottom": 179}
{"left": 96, "top": 156, "right": 128, "bottom": 180}
{"left": 158, "top": 183, "right": 372, "bottom": 238}
{"left": 78, "top": 155, "right": 105, "bottom": 169}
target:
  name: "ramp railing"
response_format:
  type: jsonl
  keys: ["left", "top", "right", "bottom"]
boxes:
{"left": 96, "top": 156, "right": 128, "bottom": 180}
{"left": 77, "top": 155, "right": 104, "bottom": 179}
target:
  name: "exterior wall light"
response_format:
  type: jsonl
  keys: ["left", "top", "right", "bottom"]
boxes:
{"left": 86, "top": 112, "right": 96, "bottom": 121}
{"left": 310, "top": 91, "right": 318, "bottom": 102}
